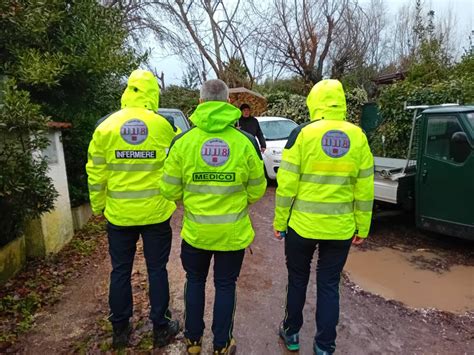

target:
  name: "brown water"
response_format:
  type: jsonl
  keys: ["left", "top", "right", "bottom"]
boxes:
{"left": 345, "top": 248, "right": 474, "bottom": 314}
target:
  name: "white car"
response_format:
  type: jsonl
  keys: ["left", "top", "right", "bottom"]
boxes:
{"left": 257, "top": 116, "right": 299, "bottom": 180}
{"left": 158, "top": 108, "right": 191, "bottom": 132}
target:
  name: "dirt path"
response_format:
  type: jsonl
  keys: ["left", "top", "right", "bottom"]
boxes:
{"left": 234, "top": 188, "right": 473, "bottom": 354}
{"left": 10, "top": 250, "right": 111, "bottom": 354}
{"left": 11, "top": 187, "right": 474, "bottom": 354}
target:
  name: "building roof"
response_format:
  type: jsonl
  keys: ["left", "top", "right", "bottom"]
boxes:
{"left": 47, "top": 121, "right": 72, "bottom": 129}
{"left": 228, "top": 87, "right": 265, "bottom": 99}
{"left": 228, "top": 87, "right": 267, "bottom": 115}
{"left": 373, "top": 71, "right": 407, "bottom": 85}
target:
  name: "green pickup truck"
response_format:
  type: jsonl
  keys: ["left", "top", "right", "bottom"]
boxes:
{"left": 372, "top": 105, "right": 474, "bottom": 240}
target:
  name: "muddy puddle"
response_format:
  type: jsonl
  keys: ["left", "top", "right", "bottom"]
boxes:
{"left": 345, "top": 247, "right": 474, "bottom": 314}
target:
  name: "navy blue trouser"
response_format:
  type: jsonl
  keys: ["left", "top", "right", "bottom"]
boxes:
{"left": 283, "top": 227, "right": 352, "bottom": 354}
{"left": 107, "top": 219, "right": 172, "bottom": 328}
{"left": 181, "top": 240, "right": 245, "bottom": 348}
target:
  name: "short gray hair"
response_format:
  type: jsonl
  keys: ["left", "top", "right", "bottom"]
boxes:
{"left": 200, "top": 79, "right": 229, "bottom": 102}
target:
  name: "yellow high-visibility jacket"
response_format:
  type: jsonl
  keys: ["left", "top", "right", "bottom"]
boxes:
{"left": 160, "top": 101, "right": 267, "bottom": 251}
{"left": 86, "top": 69, "right": 177, "bottom": 226}
{"left": 274, "top": 79, "right": 374, "bottom": 239}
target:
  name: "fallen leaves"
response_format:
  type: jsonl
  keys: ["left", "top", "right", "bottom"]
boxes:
{"left": 0, "top": 216, "right": 108, "bottom": 351}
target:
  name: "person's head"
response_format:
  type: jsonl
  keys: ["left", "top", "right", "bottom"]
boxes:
{"left": 199, "top": 79, "right": 229, "bottom": 103}
{"left": 121, "top": 69, "right": 160, "bottom": 111}
{"left": 240, "top": 103, "right": 251, "bottom": 118}
{"left": 306, "top": 79, "right": 346, "bottom": 121}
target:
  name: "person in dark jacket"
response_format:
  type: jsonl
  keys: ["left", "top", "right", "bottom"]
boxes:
{"left": 237, "top": 103, "right": 266, "bottom": 152}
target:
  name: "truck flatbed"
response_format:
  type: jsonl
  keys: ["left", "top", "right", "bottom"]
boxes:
{"left": 374, "top": 157, "right": 416, "bottom": 205}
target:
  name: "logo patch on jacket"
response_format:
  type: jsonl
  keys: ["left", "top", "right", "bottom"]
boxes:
{"left": 115, "top": 150, "right": 156, "bottom": 159}
{"left": 321, "top": 130, "right": 350, "bottom": 158}
{"left": 120, "top": 119, "right": 148, "bottom": 145}
{"left": 201, "top": 138, "right": 230, "bottom": 166}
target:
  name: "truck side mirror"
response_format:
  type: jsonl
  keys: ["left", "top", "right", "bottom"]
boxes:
{"left": 450, "top": 131, "right": 471, "bottom": 163}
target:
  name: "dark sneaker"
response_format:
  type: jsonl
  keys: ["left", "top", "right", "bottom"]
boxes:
{"left": 153, "top": 319, "right": 180, "bottom": 348}
{"left": 112, "top": 322, "right": 131, "bottom": 349}
{"left": 185, "top": 337, "right": 202, "bottom": 354}
{"left": 313, "top": 342, "right": 333, "bottom": 355}
{"left": 213, "top": 338, "right": 236, "bottom": 354}
{"left": 279, "top": 322, "right": 299, "bottom": 352}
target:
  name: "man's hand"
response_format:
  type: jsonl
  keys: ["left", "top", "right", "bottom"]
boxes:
{"left": 274, "top": 229, "right": 283, "bottom": 240}
{"left": 261, "top": 147, "right": 266, "bottom": 153}
{"left": 352, "top": 235, "right": 365, "bottom": 245}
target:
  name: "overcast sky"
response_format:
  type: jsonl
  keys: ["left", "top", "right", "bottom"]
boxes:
{"left": 146, "top": 0, "right": 474, "bottom": 85}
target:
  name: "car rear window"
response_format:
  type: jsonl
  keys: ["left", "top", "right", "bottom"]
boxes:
{"left": 159, "top": 111, "right": 189, "bottom": 132}
{"left": 259, "top": 120, "right": 298, "bottom": 141}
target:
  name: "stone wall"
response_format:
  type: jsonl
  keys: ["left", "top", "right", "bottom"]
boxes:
{"left": 0, "top": 236, "right": 26, "bottom": 284}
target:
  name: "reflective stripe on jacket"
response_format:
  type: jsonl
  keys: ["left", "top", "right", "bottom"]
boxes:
{"left": 160, "top": 101, "right": 267, "bottom": 251}
{"left": 86, "top": 69, "right": 177, "bottom": 226}
{"left": 274, "top": 79, "right": 374, "bottom": 239}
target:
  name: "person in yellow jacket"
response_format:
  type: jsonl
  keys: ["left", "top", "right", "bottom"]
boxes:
{"left": 273, "top": 79, "right": 374, "bottom": 355}
{"left": 86, "top": 70, "right": 180, "bottom": 350}
{"left": 160, "top": 79, "right": 266, "bottom": 354}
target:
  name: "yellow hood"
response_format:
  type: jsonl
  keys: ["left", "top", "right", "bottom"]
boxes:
{"left": 306, "top": 79, "right": 347, "bottom": 121}
{"left": 190, "top": 101, "right": 241, "bottom": 133}
{"left": 121, "top": 69, "right": 159, "bottom": 112}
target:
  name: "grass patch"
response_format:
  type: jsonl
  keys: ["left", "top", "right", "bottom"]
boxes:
{"left": 136, "top": 332, "right": 153, "bottom": 351}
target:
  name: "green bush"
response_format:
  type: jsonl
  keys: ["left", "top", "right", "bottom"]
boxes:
{"left": 0, "top": 80, "right": 58, "bottom": 246}
{"left": 264, "top": 87, "right": 368, "bottom": 125}
{"left": 256, "top": 77, "right": 309, "bottom": 96}
{"left": 346, "top": 87, "right": 368, "bottom": 125}
{"left": 372, "top": 77, "right": 473, "bottom": 158}
{"left": 265, "top": 92, "right": 308, "bottom": 124}
{"left": 0, "top": 0, "right": 142, "bottom": 207}
{"left": 370, "top": 10, "right": 473, "bottom": 158}
{"left": 160, "top": 85, "right": 200, "bottom": 117}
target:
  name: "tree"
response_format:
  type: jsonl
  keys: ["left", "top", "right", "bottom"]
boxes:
{"left": 385, "top": 0, "right": 456, "bottom": 73}
{"left": 0, "top": 80, "right": 58, "bottom": 246}
{"left": 221, "top": 57, "right": 251, "bottom": 88}
{"left": 0, "top": 0, "right": 142, "bottom": 206}
{"left": 372, "top": 22, "right": 473, "bottom": 159}
{"left": 330, "top": 0, "right": 388, "bottom": 84}
{"left": 407, "top": 7, "right": 452, "bottom": 83}
{"left": 112, "top": 0, "right": 263, "bottom": 87}
{"left": 109, "top": 0, "right": 281, "bottom": 87}
{"left": 182, "top": 65, "right": 202, "bottom": 90}
{"left": 260, "top": 0, "right": 348, "bottom": 85}
{"left": 160, "top": 85, "right": 200, "bottom": 116}
{"left": 257, "top": 76, "right": 309, "bottom": 96}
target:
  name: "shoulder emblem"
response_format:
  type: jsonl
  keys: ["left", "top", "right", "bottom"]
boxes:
{"left": 120, "top": 119, "right": 148, "bottom": 145}
{"left": 321, "top": 130, "right": 350, "bottom": 158}
{"left": 201, "top": 138, "right": 230, "bottom": 166}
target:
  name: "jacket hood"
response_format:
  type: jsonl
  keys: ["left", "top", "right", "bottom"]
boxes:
{"left": 190, "top": 101, "right": 241, "bottom": 132}
{"left": 306, "top": 79, "right": 347, "bottom": 121}
{"left": 121, "top": 69, "right": 159, "bottom": 112}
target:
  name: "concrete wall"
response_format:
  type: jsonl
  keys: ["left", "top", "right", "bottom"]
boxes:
{"left": 0, "top": 236, "right": 26, "bottom": 284}
{"left": 72, "top": 203, "right": 92, "bottom": 231}
{"left": 25, "top": 130, "right": 74, "bottom": 257}
{"left": 2, "top": 129, "right": 75, "bottom": 282}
